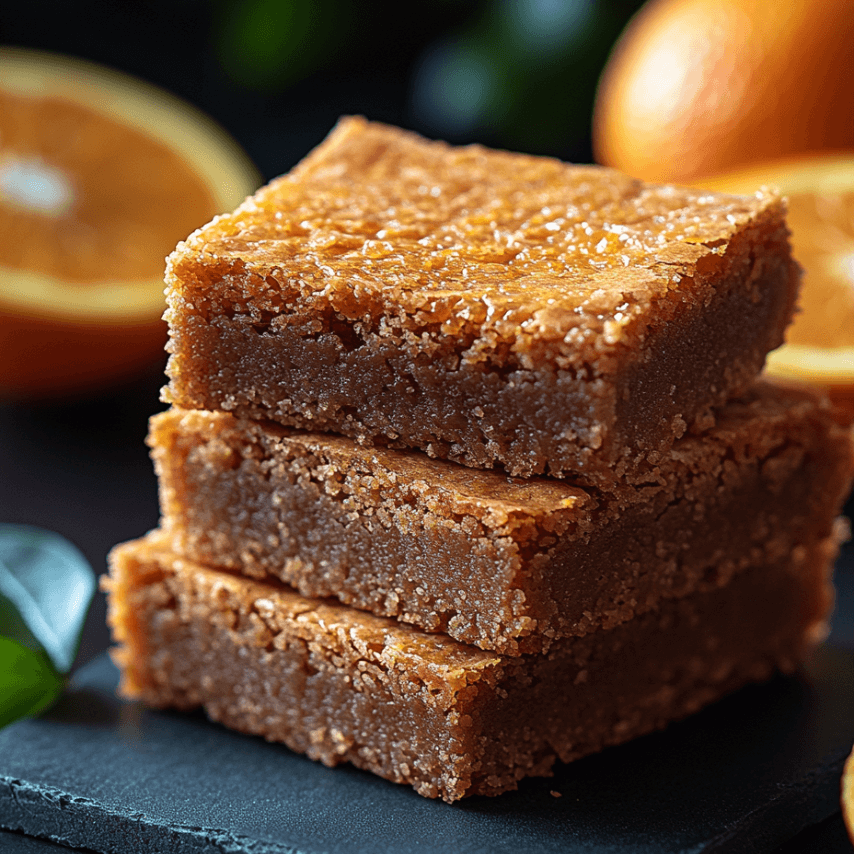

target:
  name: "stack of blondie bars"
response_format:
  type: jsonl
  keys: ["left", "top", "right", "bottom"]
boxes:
{"left": 107, "top": 118, "right": 854, "bottom": 802}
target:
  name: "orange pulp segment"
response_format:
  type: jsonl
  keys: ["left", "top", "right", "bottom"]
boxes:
{"left": 695, "top": 154, "right": 854, "bottom": 419}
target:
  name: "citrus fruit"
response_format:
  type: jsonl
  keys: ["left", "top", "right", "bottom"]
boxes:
{"left": 696, "top": 153, "right": 854, "bottom": 419}
{"left": 0, "top": 48, "right": 259, "bottom": 400}
{"left": 844, "top": 745, "right": 854, "bottom": 844}
{"left": 592, "top": 0, "right": 854, "bottom": 184}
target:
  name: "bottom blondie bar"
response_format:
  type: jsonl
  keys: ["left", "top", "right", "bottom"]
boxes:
{"left": 106, "top": 529, "right": 838, "bottom": 802}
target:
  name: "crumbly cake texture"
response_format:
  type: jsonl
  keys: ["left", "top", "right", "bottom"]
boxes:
{"left": 149, "top": 380, "right": 854, "bottom": 655}
{"left": 162, "top": 117, "right": 799, "bottom": 484}
{"left": 106, "top": 531, "right": 836, "bottom": 803}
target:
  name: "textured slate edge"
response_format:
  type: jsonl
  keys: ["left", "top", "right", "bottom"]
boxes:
{"left": 0, "top": 747, "right": 848, "bottom": 854}
{"left": 2, "top": 642, "right": 852, "bottom": 854}
{"left": 0, "top": 777, "right": 312, "bottom": 854}
{"left": 702, "top": 754, "right": 848, "bottom": 853}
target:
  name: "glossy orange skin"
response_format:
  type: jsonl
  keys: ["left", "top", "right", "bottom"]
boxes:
{"left": 594, "top": 0, "right": 854, "bottom": 183}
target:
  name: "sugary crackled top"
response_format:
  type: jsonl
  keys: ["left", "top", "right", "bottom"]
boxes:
{"left": 169, "top": 116, "right": 784, "bottom": 344}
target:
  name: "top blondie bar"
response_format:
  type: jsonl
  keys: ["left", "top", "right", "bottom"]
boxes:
{"left": 164, "top": 117, "right": 799, "bottom": 485}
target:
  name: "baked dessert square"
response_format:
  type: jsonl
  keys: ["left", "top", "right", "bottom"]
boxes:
{"left": 162, "top": 117, "right": 800, "bottom": 485}
{"left": 149, "top": 380, "right": 853, "bottom": 654}
{"left": 106, "top": 529, "right": 837, "bottom": 802}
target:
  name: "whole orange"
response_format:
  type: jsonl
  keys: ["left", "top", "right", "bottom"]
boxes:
{"left": 593, "top": 0, "right": 854, "bottom": 184}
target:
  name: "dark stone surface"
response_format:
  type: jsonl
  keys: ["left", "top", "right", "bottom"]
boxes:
{"left": 0, "top": 636, "right": 852, "bottom": 854}
{"left": 0, "top": 829, "right": 93, "bottom": 852}
{"left": 773, "top": 812, "right": 853, "bottom": 854}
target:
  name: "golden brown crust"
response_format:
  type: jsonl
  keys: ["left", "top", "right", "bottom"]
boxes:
{"left": 163, "top": 118, "right": 800, "bottom": 483}
{"left": 172, "top": 116, "right": 784, "bottom": 325}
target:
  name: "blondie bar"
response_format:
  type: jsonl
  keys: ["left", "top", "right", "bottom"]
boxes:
{"left": 163, "top": 117, "right": 799, "bottom": 485}
{"left": 106, "top": 530, "right": 836, "bottom": 802}
{"left": 149, "top": 380, "right": 853, "bottom": 654}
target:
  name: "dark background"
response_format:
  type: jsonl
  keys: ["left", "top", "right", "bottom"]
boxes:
{"left": 1, "top": 4, "right": 853, "bottom": 851}
{"left": 3, "top": 0, "right": 650, "bottom": 183}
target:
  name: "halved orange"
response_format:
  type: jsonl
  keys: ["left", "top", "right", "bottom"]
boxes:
{"left": 0, "top": 48, "right": 260, "bottom": 399}
{"left": 695, "top": 154, "right": 854, "bottom": 420}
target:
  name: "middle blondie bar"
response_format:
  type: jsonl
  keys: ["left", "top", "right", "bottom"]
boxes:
{"left": 151, "top": 380, "right": 853, "bottom": 655}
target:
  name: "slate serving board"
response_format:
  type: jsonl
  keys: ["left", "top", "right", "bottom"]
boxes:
{"left": 0, "top": 632, "right": 852, "bottom": 854}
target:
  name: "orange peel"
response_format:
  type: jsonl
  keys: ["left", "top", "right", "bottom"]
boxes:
{"left": 593, "top": 0, "right": 854, "bottom": 184}
{"left": 843, "top": 744, "right": 854, "bottom": 844}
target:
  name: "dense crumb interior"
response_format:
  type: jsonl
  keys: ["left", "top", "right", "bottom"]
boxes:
{"left": 163, "top": 118, "right": 799, "bottom": 482}
{"left": 132, "top": 119, "right": 840, "bottom": 804}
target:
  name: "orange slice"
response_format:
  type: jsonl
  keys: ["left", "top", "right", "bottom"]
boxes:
{"left": 844, "top": 744, "right": 854, "bottom": 844}
{"left": 0, "top": 48, "right": 260, "bottom": 399}
{"left": 696, "top": 154, "right": 854, "bottom": 420}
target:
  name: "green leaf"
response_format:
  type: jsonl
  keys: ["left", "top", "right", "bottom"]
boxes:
{"left": 0, "top": 524, "right": 96, "bottom": 674}
{"left": 0, "top": 636, "right": 63, "bottom": 728}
